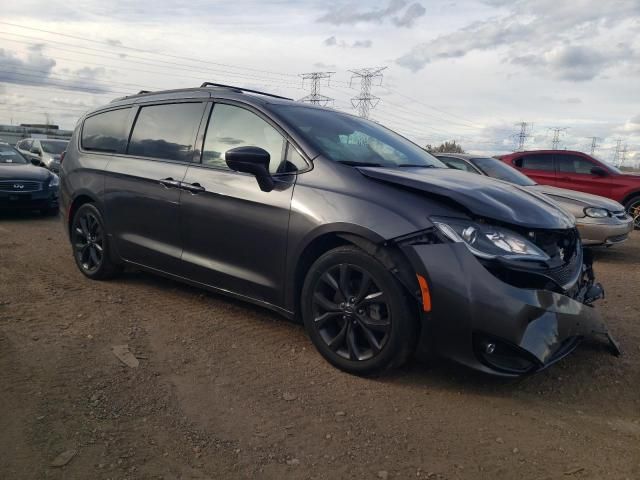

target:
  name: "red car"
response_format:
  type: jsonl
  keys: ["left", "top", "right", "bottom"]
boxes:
{"left": 499, "top": 150, "right": 640, "bottom": 228}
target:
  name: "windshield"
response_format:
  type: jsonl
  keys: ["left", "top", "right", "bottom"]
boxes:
{"left": 41, "top": 140, "right": 68, "bottom": 155}
{"left": 273, "top": 105, "right": 446, "bottom": 168}
{"left": 471, "top": 157, "right": 536, "bottom": 186}
{"left": 0, "top": 145, "right": 28, "bottom": 164}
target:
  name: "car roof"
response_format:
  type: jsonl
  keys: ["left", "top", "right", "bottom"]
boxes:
{"left": 506, "top": 149, "right": 587, "bottom": 156}
{"left": 85, "top": 84, "right": 337, "bottom": 119}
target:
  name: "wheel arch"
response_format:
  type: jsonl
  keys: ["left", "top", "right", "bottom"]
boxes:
{"left": 287, "top": 224, "right": 421, "bottom": 321}
{"left": 621, "top": 190, "right": 640, "bottom": 207}
{"left": 67, "top": 191, "right": 100, "bottom": 238}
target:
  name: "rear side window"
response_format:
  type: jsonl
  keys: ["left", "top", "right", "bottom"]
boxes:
{"left": 128, "top": 103, "right": 205, "bottom": 162}
{"left": 518, "top": 154, "right": 554, "bottom": 171}
{"left": 82, "top": 108, "right": 132, "bottom": 153}
{"left": 556, "top": 154, "right": 595, "bottom": 174}
{"left": 202, "top": 103, "right": 286, "bottom": 174}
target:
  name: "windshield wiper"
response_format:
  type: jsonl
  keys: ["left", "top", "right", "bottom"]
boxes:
{"left": 337, "top": 161, "right": 384, "bottom": 167}
{"left": 398, "top": 164, "right": 438, "bottom": 168}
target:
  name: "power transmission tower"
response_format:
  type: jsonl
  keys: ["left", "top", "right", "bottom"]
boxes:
{"left": 349, "top": 67, "right": 386, "bottom": 119}
{"left": 514, "top": 122, "right": 531, "bottom": 151}
{"left": 620, "top": 144, "right": 628, "bottom": 166}
{"left": 612, "top": 139, "right": 622, "bottom": 165}
{"left": 589, "top": 137, "right": 599, "bottom": 155}
{"left": 299, "top": 72, "right": 334, "bottom": 106}
{"left": 549, "top": 127, "right": 568, "bottom": 149}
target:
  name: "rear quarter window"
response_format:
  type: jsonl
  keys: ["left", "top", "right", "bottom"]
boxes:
{"left": 518, "top": 154, "right": 554, "bottom": 171}
{"left": 82, "top": 108, "right": 132, "bottom": 153}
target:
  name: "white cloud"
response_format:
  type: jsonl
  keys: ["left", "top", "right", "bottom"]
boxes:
{"left": 396, "top": 0, "right": 640, "bottom": 78}
{"left": 317, "top": 0, "right": 425, "bottom": 28}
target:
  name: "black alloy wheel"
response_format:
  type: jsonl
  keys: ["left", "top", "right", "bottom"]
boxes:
{"left": 71, "top": 204, "right": 120, "bottom": 279}
{"left": 312, "top": 263, "right": 390, "bottom": 361}
{"left": 302, "top": 245, "right": 417, "bottom": 376}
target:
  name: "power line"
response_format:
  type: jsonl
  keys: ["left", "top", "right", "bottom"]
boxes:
{"left": 0, "top": 69, "right": 131, "bottom": 95}
{"left": 299, "top": 72, "right": 334, "bottom": 106}
{"left": 0, "top": 22, "right": 298, "bottom": 79}
{"left": 380, "top": 87, "right": 483, "bottom": 129}
{"left": 349, "top": 67, "right": 386, "bottom": 119}
{"left": 0, "top": 34, "right": 304, "bottom": 89}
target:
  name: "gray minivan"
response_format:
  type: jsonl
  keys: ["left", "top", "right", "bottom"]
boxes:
{"left": 59, "top": 83, "right": 620, "bottom": 377}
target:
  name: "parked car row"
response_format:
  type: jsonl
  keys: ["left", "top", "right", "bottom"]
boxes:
{"left": 436, "top": 153, "right": 634, "bottom": 246}
{"left": 57, "top": 83, "right": 621, "bottom": 379}
{"left": 499, "top": 150, "right": 640, "bottom": 229}
{"left": 15, "top": 138, "right": 68, "bottom": 174}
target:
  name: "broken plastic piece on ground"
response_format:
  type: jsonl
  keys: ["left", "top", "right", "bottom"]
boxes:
{"left": 111, "top": 345, "right": 140, "bottom": 368}
{"left": 50, "top": 449, "right": 77, "bottom": 467}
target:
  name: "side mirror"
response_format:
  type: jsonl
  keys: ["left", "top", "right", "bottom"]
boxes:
{"left": 225, "top": 146, "right": 274, "bottom": 192}
{"left": 30, "top": 157, "right": 41, "bottom": 166}
{"left": 591, "top": 166, "right": 607, "bottom": 176}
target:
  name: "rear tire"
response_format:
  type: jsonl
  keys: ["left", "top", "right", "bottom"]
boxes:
{"left": 70, "top": 203, "right": 120, "bottom": 280}
{"left": 301, "top": 245, "right": 417, "bottom": 376}
{"left": 625, "top": 196, "right": 640, "bottom": 230}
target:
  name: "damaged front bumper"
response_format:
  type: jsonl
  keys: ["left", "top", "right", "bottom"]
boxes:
{"left": 400, "top": 242, "right": 620, "bottom": 376}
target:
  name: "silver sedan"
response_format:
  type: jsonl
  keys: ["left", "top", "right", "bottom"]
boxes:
{"left": 436, "top": 153, "right": 633, "bottom": 246}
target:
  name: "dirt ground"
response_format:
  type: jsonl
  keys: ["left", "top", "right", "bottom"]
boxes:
{"left": 0, "top": 213, "right": 639, "bottom": 480}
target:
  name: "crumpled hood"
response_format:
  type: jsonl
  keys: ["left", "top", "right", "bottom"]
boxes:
{"left": 530, "top": 184, "right": 624, "bottom": 211}
{"left": 0, "top": 164, "right": 51, "bottom": 181}
{"left": 358, "top": 167, "right": 575, "bottom": 229}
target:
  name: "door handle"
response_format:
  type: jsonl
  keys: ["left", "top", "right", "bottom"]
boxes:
{"left": 181, "top": 182, "right": 206, "bottom": 194}
{"left": 159, "top": 177, "right": 181, "bottom": 188}
{"left": 559, "top": 176, "right": 571, "bottom": 181}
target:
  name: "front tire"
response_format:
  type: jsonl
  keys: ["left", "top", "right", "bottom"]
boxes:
{"left": 301, "top": 245, "right": 417, "bottom": 376}
{"left": 71, "top": 203, "right": 120, "bottom": 280}
{"left": 625, "top": 196, "right": 640, "bottom": 230}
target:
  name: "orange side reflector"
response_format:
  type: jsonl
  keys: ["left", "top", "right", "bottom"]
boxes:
{"left": 416, "top": 274, "right": 432, "bottom": 312}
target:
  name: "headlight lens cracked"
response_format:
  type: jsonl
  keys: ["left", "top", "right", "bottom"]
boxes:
{"left": 433, "top": 218, "right": 550, "bottom": 261}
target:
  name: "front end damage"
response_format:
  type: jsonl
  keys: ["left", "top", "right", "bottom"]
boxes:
{"left": 393, "top": 227, "right": 621, "bottom": 376}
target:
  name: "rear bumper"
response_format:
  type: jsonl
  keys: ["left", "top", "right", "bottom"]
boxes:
{"left": 577, "top": 217, "right": 634, "bottom": 246}
{"left": 402, "top": 242, "right": 618, "bottom": 376}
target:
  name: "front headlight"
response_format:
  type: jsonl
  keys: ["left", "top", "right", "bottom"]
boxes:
{"left": 48, "top": 174, "right": 59, "bottom": 188}
{"left": 584, "top": 207, "right": 609, "bottom": 218}
{"left": 432, "top": 218, "right": 550, "bottom": 261}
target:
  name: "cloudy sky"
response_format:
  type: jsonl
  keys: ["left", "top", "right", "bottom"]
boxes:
{"left": 1, "top": 0, "right": 639, "bottom": 165}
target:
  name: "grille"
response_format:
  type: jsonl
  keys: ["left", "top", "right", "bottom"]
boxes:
{"left": 531, "top": 228, "right": 579, "bottom": 260}
{"left": 0, "top": 180, "right": 42, "bottom": 192}
{"left": 613, "top": 211, "right": 629, "bottom": 221}
{"left": 607, "top": 234, "right": 628, "bottom": 243}
{"left": 546, "top": 250, "right": 580, "bottom": 287}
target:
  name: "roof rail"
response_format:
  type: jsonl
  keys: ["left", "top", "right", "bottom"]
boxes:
{"left": 199, "top": 82, "right": 293, "bottom": 101}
